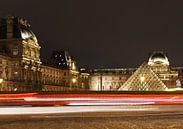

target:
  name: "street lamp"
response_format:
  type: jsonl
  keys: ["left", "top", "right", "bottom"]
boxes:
{"left": 14, "top": 88, "right": 17, "bottom": 91}
{"left": 0, "top": 78, "right": 3, "bottom": 84}
{"left": 0, "top": 78, "right": 3, "bottom": 91}
{"left": 72, "top": 78, "right": 77, "bottom": 89}
{"left": 72, "top": 78, "right": 77, "bottom": 83}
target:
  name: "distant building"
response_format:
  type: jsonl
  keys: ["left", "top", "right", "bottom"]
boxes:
{"left": 147, "top": 51, "right": 178, "bottom": 89}
{"left": 79, "top": 68, "right": 90, "bottom": 89}
{"left": 42, "top": 50, "right": 85, "bottom": 91}
{"left": 89, "top": 68, "right": 135, "bottom": 91}
{"left": 89, "top": 51, "right": 183, "bottom": 91}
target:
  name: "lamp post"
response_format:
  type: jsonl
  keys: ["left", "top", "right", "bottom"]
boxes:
{"left": 0, "top": 78, "right": 3, "bottom": 91}
{"left": 100, "top": 73, "right": 103, "bottom": 91}
{"left": 0, "top": 78, "right": 3, "bottom": 84}
{"left": 72, "top": 78, "right": 77, "bottom": 89}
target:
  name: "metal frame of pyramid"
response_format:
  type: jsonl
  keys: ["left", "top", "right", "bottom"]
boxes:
{"left": 118, "top": 63, "right": 168, "bottom": 91}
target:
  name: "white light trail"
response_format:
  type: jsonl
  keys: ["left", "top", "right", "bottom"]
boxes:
{"left": 67, "top": 102, "right": 155, "bottom": 106}
{"left": 0, "top": 106, "right": 157, "bottom": 115}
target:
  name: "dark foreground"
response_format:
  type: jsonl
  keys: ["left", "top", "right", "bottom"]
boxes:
{"left": 0, "top": 113, "right": 183, "bottom": 129}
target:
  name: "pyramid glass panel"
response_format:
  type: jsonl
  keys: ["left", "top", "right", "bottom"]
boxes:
{"left": 118, "top": 63, "right": 168, "bottom": 91}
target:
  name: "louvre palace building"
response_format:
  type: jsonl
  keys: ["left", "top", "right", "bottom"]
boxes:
{"left": 0, "top": 16, "right": 89, "bottom": 91}
{"left": 0, "top": 16, "right": 183, "bottom": 92}
{"left": 90, "top": 51, "right": 183, "bottom": 91}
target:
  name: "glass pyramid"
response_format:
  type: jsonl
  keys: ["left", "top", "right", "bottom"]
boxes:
{"left": 118, "top": 63, "right": 168, "bottom": 91}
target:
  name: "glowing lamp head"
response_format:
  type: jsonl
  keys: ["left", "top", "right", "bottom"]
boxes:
{"left": 72, "top": 78, "right": 77, "bottom": 83}
{"left": 0, "top": 78, "right": 3, "bottom": 84}
{"left": 14, "top": 88, "right": 17, "bottom": 91}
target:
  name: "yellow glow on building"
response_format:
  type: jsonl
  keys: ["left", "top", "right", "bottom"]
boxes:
{"left": 72, "top": 78, "right": 77, "bottom": 83}
{"left": 166, "top": 88, "right": 183, "bottom": 91}
{"left": 0, "top": 78, "right": 3, "bottom": 84}
{"left": 140, "top": 76, "right": 145, "bottom": 82}
{"left": 72, "top": 63, "right": 76, "bottom": 70}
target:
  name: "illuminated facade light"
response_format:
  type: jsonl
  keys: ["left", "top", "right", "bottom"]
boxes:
{"left": 140, "top": 76, "right": 145, "bottom": 82}
{"left": 72, "top": 78, "right": 77, "bottom": 83}
{"left": 0, "top": 78, "right": 3, "bottom": 84}
{"left": 14, "top": 72, "right": 18, "bottom": 75}
{"left": 14, "top": 88, "right": 17, "bottom": 91}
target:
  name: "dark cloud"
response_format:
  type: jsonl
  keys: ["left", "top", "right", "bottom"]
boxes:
{"left": 1, "top": 0, "right": 183, "bottom": 68}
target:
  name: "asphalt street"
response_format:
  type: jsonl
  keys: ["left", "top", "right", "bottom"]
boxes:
{"left": 0, "top": 105, "right": 183, "bottom": 129}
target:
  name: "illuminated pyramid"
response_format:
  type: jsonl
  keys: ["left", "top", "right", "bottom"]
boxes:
{"left": 118, "top": 63, "right": 168, "bottom": 91}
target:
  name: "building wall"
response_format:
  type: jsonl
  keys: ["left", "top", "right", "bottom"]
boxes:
{"left": 41, "top": 65, "right": 89, "bottom": 91}
{"left": 89, "top": 69, "right": 134, "bottom": 91}
{"left": 79, "top": 72, "right": 90, "bottom": 89}
{"left": 148, "top": 63, "right": 179, "bottom": 89}
{"left": 89, "top": 65, "right": 182, "bottom": 91}
{"left": 0, "top": 54, "right": 41, "bottom": 91}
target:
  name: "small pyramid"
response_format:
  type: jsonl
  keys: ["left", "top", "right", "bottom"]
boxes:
{"left": 118, "top": 63, "right": 168, "bottom": 91}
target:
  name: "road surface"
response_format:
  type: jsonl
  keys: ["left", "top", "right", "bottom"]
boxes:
{"left": 1, "top": 93, "right": 183, "bottom": 128}
{"left": 0, "top": 105, "right": 183, "bottom": 129}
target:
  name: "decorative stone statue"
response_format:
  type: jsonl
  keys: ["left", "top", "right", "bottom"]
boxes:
{"left": 176, "top": 79, "right": 181, "bottom": 88}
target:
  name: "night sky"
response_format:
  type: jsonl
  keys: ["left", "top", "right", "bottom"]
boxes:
{"left": 1, "top": 0, "right": 183, "bottom": 68}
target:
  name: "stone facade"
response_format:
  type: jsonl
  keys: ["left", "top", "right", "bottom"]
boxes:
{"left": 0, "top": 16, "right": 41, "bottom": 91}
{"left": 0, "top": 16, "right": 89, "bottom": 91}
{"left": 41, "top": 65, "right": 86, "bottom": 91}
{"left": 89, "top": 68, "right": 134, "bottom": 91}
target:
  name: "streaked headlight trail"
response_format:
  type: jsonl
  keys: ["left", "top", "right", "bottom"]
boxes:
{"left": 0, "top": 93, "right": 183, "bottom": 115}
